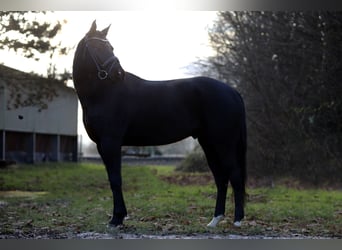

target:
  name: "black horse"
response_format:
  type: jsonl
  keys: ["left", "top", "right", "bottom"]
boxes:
{"left": 73, "top": 21, "right": 247, "bottom": 228}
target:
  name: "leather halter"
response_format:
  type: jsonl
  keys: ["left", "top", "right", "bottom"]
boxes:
{"left": 85, "top": 37, "right": 120, "bottom": 80}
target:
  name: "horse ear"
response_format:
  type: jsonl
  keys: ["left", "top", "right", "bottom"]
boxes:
{"left": 101, "top": 24, "right": 111, "bottom": 37}
{"left": 88, "top": 20, "right": 97, "bottom": 34}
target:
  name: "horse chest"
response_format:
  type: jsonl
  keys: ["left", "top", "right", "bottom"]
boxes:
{"left": 82, "top": 106, "right": 128, "bottom": 140}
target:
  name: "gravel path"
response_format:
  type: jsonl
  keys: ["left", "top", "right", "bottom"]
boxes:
{"left": 0, "top": 230, "right": 336, "bottom": 239}
{"left": 73, "top": 232, "right": 333, "bottom": 239}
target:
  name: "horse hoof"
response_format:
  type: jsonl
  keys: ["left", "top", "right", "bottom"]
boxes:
{"left": 107, "top": 222, "right": 124, "bottom": 229}
{"left": 108, "top": 217, "right": 125, "bottom": 228}
{"left": 207, "top": 215, "right": 224, "bottom": 228}
{"left": 233, "top": 221, "right": 241, "bottom": 227}
{"left": 107, "top": 224, "right": 124, "bottom": 232}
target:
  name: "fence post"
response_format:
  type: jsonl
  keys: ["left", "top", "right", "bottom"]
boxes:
{"left": 0, "top": 130, "right": 5, "bottom": 160}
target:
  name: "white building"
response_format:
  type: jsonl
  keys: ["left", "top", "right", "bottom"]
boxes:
{"left": 0, "top": 65, "right": 78, "bottom": 163}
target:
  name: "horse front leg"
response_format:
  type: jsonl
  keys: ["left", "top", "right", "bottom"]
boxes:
{"left": 97, "top": 138, "right": 127, "bottom": 226}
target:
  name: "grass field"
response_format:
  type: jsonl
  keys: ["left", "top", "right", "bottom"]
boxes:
{"left": 0, "top": 163, "right": 341, "bottom": 238}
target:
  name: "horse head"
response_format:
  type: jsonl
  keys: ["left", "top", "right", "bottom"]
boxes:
{"left": 73, "top": 20, "right": 125, "bottom": 83}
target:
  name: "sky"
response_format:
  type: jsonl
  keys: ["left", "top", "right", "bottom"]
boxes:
{"left": 0, "top": 11, "right": 218, "bottom": 147}
{"left": 1, "top": 11, "right": 217, "bottom": 80}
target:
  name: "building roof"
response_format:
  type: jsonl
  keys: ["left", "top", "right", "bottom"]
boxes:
{"left": 0, "top": 64, "right": 75, "bottom": 111}
{"left": 0, "top": 64, "right": 78, "bottom": 136}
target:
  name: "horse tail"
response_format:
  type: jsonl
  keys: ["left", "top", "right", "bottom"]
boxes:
{"left": 238, "top": 97, "right": 247, "bottom": 207}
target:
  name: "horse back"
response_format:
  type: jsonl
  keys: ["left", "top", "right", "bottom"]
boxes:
{"left": 80, "top": 73, "right": 244, "bottom": 145}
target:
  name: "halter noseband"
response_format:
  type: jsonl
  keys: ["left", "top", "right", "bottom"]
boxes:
{"left": 85, "top": 37, "right": 121, "bottom": 80}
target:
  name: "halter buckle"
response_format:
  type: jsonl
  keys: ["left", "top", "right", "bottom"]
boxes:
{"left": 98, "top": 70, "right": 108, "bottom": 80}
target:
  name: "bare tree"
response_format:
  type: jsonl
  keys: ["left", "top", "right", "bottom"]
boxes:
{"left": 0, "top": 11, "right": 72, "bottom": 110}
{"left": 195, "top": 11, "right": 342, "bottom": 184}
{"left": 0, "top": 11, "right": 71, "bottom": 81}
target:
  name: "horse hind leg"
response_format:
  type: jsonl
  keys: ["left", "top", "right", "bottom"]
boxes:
{"left": 207, "top": 179, "right": 228, "bottom": 228}
{"left": 230, "top": 166, "right": 245, "bottom": 227}
{"left": 208, "top": 167, "right": 245, "bottom": 228}
{"left": 206, "top": 182, "right": 228, "bottom": 227}
{"left": 199, "top": 139, "right": 228, "bottom": 228}
{"left": 214, "top": 146, "right": 245, "bottom": 228}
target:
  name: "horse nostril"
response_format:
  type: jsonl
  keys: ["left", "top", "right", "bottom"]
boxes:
{"left": 18, "top": 115, "right": 24, "bottom": 120}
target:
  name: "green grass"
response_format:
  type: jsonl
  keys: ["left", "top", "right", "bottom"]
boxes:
{"left": 0, "top": 163, "right": 341, "bottom": 238}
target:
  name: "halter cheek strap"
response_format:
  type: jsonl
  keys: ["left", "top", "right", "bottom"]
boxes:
{"left": 85, "top": 37, "right": 124, "bottom": 81}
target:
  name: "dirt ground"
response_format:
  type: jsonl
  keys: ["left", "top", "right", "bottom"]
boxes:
{"left": 1, "top": 161, "right": 340, "bottom": 239}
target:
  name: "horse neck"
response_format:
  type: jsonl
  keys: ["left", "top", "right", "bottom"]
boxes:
{"left": 73, "top": 55, "right": 99, "bottom": 102}
{"left": 74, "top": 77, "right": 101, "bottom": 105}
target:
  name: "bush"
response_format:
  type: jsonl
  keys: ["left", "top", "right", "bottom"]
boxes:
{"left": 176, "top": 146, "right": 209, "bottom": 173}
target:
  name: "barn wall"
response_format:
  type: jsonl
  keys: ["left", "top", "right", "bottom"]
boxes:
{"left": 0, "top": 130, "right": 77, "bottom": 163}
{"left": 0, "top": 83, "right": 5, "bottom": 131}
{"left": 0, "top": 74, "right": 78, "bottom": 163}
{"left": 0, "top": 86, "right": 77, "bottom": 136}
